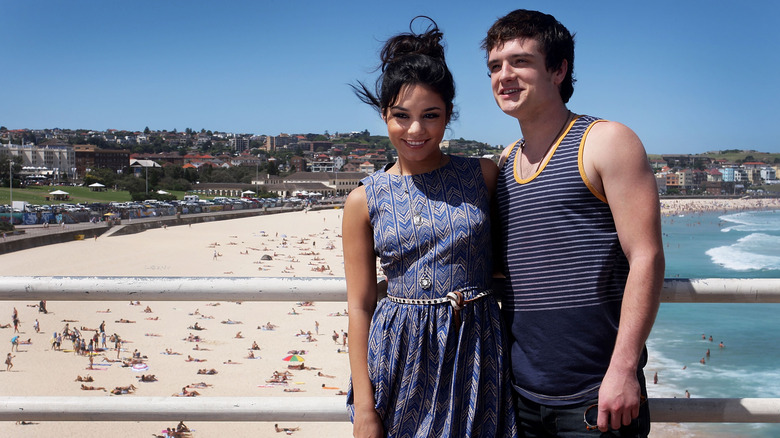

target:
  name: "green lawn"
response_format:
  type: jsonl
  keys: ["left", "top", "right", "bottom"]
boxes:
{"left": 0, "top": 186, "right": 187, "bottom": 206}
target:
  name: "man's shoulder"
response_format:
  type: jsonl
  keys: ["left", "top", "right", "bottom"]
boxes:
{"left": 584, "top": 117, "right": 637, "bottom": 141}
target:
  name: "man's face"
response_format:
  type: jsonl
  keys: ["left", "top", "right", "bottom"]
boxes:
{"left": 487, "top": 38, "right": 564, "bottom": 119}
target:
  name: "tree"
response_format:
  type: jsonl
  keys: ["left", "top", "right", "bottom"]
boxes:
{"left": 144, "top": 126, "right": 151, "bottom": 134}
{"left": 0, "top": 155, "right": 23, "bottom": 187}
{"left": 87, "top": 137, "right": 109, "bottom": 149}
{"left": 116, "top": 174, "right": 145, "bottom": 193}
{"left": 267, "top": 160, "right": 279, "bottom": 176}
{"left": 84, "top": 168, "right": 118, "bottom": 187}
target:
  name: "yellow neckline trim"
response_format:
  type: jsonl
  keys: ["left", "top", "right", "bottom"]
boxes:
{"left": 513, "top": 115, "right": 580, "bottom": 184}
{"left": 578, "top": 119, "right": 609, "bottom": 204}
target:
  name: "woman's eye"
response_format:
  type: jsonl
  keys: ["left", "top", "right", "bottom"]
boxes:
{"left": 424, "top": 113, "right": 440, "bottom": 119}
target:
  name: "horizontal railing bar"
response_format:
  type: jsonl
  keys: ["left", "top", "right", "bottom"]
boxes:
{"left": 661, "top": 278, "right": 780, "bottom": 303}
{"left": 0, "top": 396, "right": 348, "bottom": 422}
{"left": 0, "top": 276, "right": 349, "bottom": 302}
{"left": 651, "top": 398, "right": 780, "bottom": 423}
{"left": 1, "top": 277, "right": 779, "bottom": 303}
{"left": 1, "top": 397, "right": 779, "bottom": 423}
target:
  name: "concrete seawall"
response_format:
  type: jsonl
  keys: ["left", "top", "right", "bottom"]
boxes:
{"left": 0, "top": 226, "right": 110, "bottom": 255}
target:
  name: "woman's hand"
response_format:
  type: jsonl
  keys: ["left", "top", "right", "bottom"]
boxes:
{"left": 353, "top": 407, "right": 385, "bottom": 438}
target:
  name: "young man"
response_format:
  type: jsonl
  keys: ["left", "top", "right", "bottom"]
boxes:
{"left": 484, "top": 9, "right": 665, "bottom": 437}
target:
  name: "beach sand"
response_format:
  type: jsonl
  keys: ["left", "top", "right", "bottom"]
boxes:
{"left": 0, "top": 208, "right": 353, "bottom": 437}
{"left": 3, "top": 198, "right": 773, "bottom": 437}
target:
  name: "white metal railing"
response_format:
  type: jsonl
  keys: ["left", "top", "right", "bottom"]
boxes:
{"left": 0, "top": 396, "right": 778, "bottom": 423}
{"left": 3, "top": 276, "right": 780, "bottom": 303}
{"left": 1, "top": 276, "right": 780, "bottom": 424}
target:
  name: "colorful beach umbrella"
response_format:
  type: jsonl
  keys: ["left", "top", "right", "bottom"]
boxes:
{"left": 282, "top": 354, "right": 305, "bottom": 362}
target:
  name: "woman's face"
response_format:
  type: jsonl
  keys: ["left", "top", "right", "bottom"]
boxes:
{"left": 383, "top": 84, "right": 448, "bottom": 165}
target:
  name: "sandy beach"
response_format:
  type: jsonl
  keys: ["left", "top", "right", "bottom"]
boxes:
{"left": 2, "top": 197, "right": 776, "bottom": 437}
{"left": 0, "top": 208, "right": 353, "bottom": 437}
{"left": 660, "top": 197, "right": 780, "bottom": 216}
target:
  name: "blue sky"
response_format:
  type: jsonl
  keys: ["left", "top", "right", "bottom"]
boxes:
{"left": 2, "top": 1, "right": 779, "bottom": 154}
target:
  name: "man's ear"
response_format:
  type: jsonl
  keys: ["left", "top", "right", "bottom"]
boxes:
{"left": 553, "top": 59, "right": 568, "bottom": 86}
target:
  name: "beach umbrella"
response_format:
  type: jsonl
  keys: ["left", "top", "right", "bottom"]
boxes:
{"left": 104, "top": 213, "right": 116, "bottom": 216}
{"left": 282, "top": 354, "right": 305, "bottom": 362}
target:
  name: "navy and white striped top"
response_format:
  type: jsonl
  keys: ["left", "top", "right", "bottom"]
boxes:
{"left": 495, "top": 114, "right": 637, "bottom": 405}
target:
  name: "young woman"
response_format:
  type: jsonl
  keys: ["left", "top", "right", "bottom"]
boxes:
{"left": 343, "top": 17, "right": 517, "bottom": 438}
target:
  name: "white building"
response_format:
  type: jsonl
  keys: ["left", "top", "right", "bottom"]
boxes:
{"left": 2, "top": 141, "right": 76, "bottom": 180}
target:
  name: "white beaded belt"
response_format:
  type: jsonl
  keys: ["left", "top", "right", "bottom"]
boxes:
{"left": 387, "top": 290, "right": 492, "bottom": 310}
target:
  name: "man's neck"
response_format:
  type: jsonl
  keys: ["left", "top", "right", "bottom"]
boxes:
{"left": 518, "top": 105, "right": 571, "bottom": 153}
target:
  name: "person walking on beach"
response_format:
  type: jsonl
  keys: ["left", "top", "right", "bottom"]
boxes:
{"left": 485, "top": 9, "right": 664, "bottom": 436}
{"left": 5, "top": 353, "right": 14, "bottom": 371}
{"left": 344, "top": 16, "right": 516, "bottom": 437}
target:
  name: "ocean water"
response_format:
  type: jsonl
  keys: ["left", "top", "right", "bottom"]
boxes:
{"left": 647, "top": 209, "right": 780, "bottom": 437}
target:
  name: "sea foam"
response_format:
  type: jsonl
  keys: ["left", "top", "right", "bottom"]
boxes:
{"left": 706, "top": 233, "right": 780, "bottom": 271}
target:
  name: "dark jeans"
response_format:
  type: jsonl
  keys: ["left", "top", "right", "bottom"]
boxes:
{"left": 515, "top": 376, "right": 650, "bottom": 437}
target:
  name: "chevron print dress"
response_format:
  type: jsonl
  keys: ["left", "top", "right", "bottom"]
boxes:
{"left": 348, "top": 155, "right": 517, "bottom": 437}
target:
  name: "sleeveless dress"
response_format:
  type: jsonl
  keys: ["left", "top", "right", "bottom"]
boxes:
{"left": 347, "top": 155, "right": 517, "bottom": 438}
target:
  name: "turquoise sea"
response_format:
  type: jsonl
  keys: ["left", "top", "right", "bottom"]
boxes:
{"left": 647, "top": 208, "right": 780, "bottom": 437}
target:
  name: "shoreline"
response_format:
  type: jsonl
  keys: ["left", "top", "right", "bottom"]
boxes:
{"left": 660, "top": 197, "right": 780, "bottom": 216}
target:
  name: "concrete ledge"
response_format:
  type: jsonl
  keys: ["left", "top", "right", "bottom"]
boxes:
{"left": 0, "top": 227, "right": 108, "bottom": 254}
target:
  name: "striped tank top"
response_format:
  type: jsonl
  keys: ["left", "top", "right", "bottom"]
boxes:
{"left": 495, "top": 114, "right": 637, "bottom": 405}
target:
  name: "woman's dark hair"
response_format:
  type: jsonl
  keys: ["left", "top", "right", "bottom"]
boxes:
{"left": 481, "top": 9, "right": 575, "bottom": 103}
{"left": 352, "top": 16, "right": 456, "bottom": 122}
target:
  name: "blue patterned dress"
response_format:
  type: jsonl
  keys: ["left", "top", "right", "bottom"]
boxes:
{"left": 347, "top": 155, "right": 517, "bottom": 438}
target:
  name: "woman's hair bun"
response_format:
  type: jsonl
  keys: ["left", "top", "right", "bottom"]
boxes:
{"left": 380, "top": 16, "right": 445, "bottom": 71}
{"left": 351, "top": 15, "right": 456, "bottom": 122}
